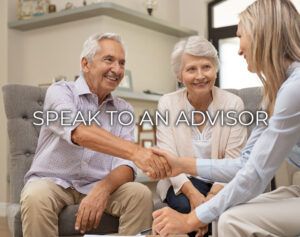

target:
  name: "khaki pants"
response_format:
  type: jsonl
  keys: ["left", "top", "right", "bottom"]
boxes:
{"left": 20, "top": 179, "right": 153, "bottom": 237}
{"left": 218, "top": 185, "right": 300, "bottom": 237}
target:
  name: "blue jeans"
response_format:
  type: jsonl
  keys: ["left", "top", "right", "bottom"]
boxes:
{"left": 165, "top": 177, "right": 212, "bottom": 213}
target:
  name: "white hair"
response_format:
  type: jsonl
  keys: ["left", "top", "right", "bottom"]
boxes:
{"left": 171, "top": 36, "right": 220, "bottom": 81}
{"left": 80, "top": 32, "right": 125, "bottom": 71}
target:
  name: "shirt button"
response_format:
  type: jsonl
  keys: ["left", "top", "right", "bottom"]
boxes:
{"left": 25, "top": 152, "right": 30, "bottom": 157}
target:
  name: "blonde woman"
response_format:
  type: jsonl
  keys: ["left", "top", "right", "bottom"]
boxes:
{"left": 156, "top": 36, "right": 247, "bottom": 236}
{"left": 152, "top": 0, "right": 300, "bottom": 236}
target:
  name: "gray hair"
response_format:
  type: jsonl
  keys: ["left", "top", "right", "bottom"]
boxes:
{"left": 80, "top": 32, "right": 125, "bottom": 71}
{"left": 171, "top": 36, "right": 220, "bottom": 81}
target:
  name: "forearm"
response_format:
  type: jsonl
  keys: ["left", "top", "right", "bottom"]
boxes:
{"left": 71, "top": 124, "right": 138, "bottom": 161}
{"left": 206, "top": 183, "right": 224, "bottom": 201}
{"left": 180, "top": 157, "right": 197, "bottom": 176}
{"left": 181, "top": 181, "right": 200, "bottom": 198}
{"left": 92, "top": 165, "right": 134, "bottom": 195}
{"left": 209, "top": 183, "right": 224, "bottom": 195}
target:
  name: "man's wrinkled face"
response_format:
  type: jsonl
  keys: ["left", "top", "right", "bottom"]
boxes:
{"left": 82, "top": 39, "right": 126, "bottom": 94}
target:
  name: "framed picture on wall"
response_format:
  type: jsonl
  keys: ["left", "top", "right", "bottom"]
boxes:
{"left": 118, "top": 70, "right": 133, "bottom": 91}
{"left": 18, "top": 0, "right": 48, "bottom": 19}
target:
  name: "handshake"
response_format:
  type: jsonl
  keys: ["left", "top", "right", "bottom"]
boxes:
{"left": 131, "top": 147, "right": 197, "bottom": 180}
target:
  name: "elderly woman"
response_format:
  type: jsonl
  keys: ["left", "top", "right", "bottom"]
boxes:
{"left": 156, "top": 36, "right": 247, "bottom": 226}
{"left": 153, "top": 0, "right": 300, "bottom": 237}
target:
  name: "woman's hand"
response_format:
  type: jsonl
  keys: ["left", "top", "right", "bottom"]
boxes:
{"left": 205, "top": 183, "right": 224, "bottom": 201}
{"left": 181, "top": 181, "right": 206, "bottom": 210}
{"left": 152, "top": 207, "right": 204, "bottom": 237}
{"left": 150, "top": 147, "right": 183, "bottom": 177}
{"left": 195, "top": 225, "right": 209, "bottom": 237}
{"left": 150, "top": 147, "right": 197, "bottom": 177}
{"left": 188, "top": 190, "right": 206, "bottom": 210}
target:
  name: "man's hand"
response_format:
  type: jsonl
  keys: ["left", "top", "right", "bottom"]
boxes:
{"left": 151, "top": 147, "right": 198, "bottom": 177}
{"left": 131, "top": 146, "right": 171, "bottom": 179}
{"left": 152, "top": 207, "right": 204, "bottom": 237}
{"left": 150, "top": 147, "right": 183, "bottom": 177}
{"left": 75, "top": 184, "right": 110, "bottom": 234}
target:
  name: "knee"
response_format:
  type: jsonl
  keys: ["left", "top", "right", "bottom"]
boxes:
{"left": 124, "top": 182, "right": 153, "bottom": 207}
{"left": 166, "top": 194, "right": 190, "bottom": 213}
{"left": 218, "top": 208, "right": 240, "bottom": 235}
{"left": 218, "top": 210, "right": 231, "bottom": 231}
{"left": 168, "top": 201, "right": 190, "bottom": 213}
{"left": 20, "top": 181, "right": 55, "bottom": 212}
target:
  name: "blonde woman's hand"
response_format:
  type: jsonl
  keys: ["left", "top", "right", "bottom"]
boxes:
{"left": 195, "top": 225, "right": 209, "bottom": 237}
{"left": 132, "top": 146, "right": 171, "bottom": 179}
{"left": 152, "top": 207, "right": 203, "bottom": 237}
{"left": 150, "top": 147, "right": 183, "bottom": 177}
{"left": 188, "top": 190, "right": 206, "bottom": 210}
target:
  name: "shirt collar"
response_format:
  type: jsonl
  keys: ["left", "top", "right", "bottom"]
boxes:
{"left": 75, "top": 75, "right": 115, "bottom": 106}
{"left": 75, "top": 75, "right": 92, "bottom": 96}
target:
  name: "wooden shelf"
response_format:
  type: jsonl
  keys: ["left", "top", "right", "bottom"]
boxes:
{"left": 8, "top": 2, "right": 197, "bottom": 37}
{"left": 112, "top": 90, "right": 161, "bottom": 102}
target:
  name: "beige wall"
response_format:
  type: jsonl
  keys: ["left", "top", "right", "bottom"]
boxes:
{"left": 179, "top": 0, "right": 211, "bottom": 37}
{"left": 0, "top": 0, "right": 8, "bottom": 211}
{"left": 1, "top": 0, "right": 209, "bottom": 207}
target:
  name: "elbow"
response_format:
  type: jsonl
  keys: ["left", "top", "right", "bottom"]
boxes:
{"left": 71, "top": 124, "right": 87, "bottom": 146}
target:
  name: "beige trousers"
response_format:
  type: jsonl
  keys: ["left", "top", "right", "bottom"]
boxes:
{"left": 218, "top": 185, "right": 300, "bottom": 237}
{"left": 20, "top": 179, "right": 153, "bottom": 237}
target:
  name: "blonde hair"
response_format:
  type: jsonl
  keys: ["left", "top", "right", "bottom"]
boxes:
{"left": 171, "top": 36, "right": 219, "bottom": 81}
{"left": 239, "top": 0, "right": 300, "bottom": 115}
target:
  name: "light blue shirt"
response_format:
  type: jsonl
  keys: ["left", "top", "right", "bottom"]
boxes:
{"left": 195, "top": 61, "right": 300, "bottom": 223}
{"left": 25, "top": 76, "right": 136, "bottom": 194}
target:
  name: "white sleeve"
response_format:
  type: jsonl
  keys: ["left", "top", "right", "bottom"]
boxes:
{"left": 156, "top": 97, "right": 189, "bottom": 194}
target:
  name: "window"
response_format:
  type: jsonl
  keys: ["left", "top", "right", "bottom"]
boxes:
{"left": 213, "top": 0, "right": 255, "bottom": 28}
{"left": 219, "top": 37, "right": 261, "bottom": 89}
{"left": 208, "top": 0, "right": 300, "bottom": 89}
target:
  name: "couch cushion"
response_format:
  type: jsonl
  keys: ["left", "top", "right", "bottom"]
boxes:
{"left": 226, "top": 87, "right": 263, "bottom": 136}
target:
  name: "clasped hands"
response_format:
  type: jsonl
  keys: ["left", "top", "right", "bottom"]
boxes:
{"left": 133, "top": 147, "right": 210, "bottom": 237}
{"left": 131, "top": 146, "right": 183, "bottom": 180}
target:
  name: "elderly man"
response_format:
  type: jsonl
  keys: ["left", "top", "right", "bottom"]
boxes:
{"left": 20, "top": 33, "right": 169, "bottom": 237}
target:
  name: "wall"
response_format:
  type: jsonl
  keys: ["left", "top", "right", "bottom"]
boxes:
{"left": 0, "top": 0, "right": 8, "bottom": 216}
{"left": 179, "top": 0, "right": 212, "bottom": 38}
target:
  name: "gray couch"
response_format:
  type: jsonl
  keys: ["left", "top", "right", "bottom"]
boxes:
{"left": 3, "top": 84, "right": 263, "bottom": 237}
